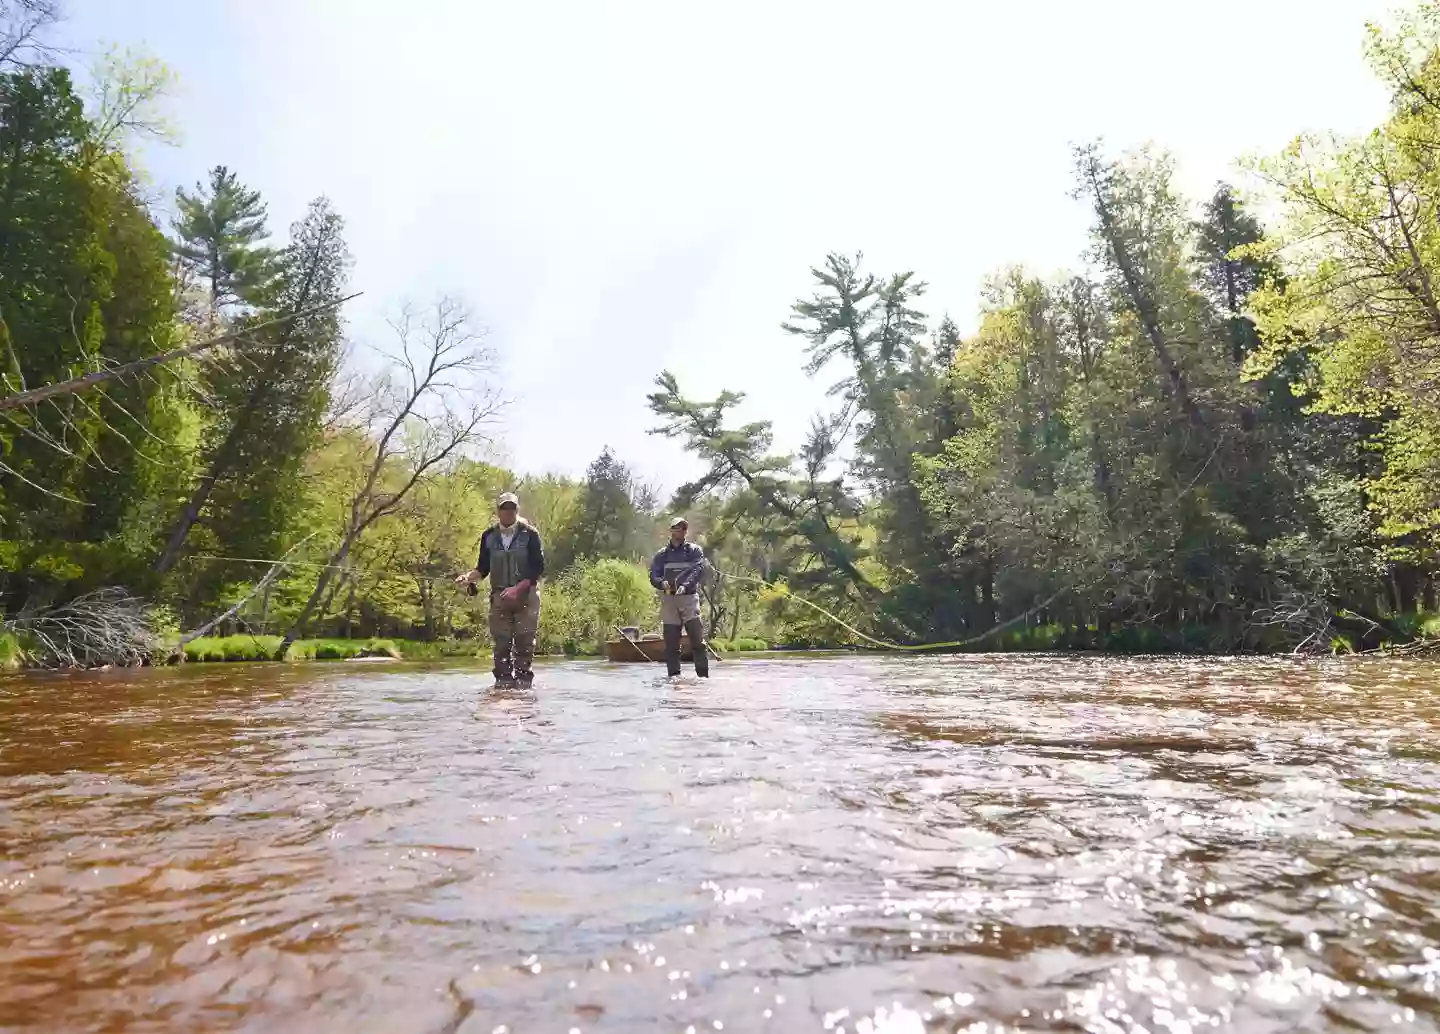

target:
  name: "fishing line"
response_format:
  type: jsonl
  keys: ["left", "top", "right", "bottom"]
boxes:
{"left": 718, "top": 572, "right": 962, "bottom": 653}
{"left": 190, "top": 554, "right": 461, "bottom": 584}
{"left": 189, "top": 554, "right": 997, "bottom": 653}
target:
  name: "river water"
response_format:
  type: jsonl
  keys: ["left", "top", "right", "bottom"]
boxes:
{"left": 2, "top": 655, "right": 1439, "bottom": 1033}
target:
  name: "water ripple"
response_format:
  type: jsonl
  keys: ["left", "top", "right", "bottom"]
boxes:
{"left": 1, "top": 655, "right": 1439, "bottom": 1031}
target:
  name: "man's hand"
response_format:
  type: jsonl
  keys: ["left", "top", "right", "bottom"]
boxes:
{"left": 454, "top": 569, "right": 479, "bottom": 587}
{"left": 661, "top": 580, "right": 672, "bottom": 594}
{"left": 500, "top": 580, "right": 531, "bottom": 603}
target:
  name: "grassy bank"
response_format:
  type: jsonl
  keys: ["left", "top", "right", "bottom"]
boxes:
{"left": 0, "top": 631, "right": 22, "bottom": 670}
{"left": 710, "top": 637, "right": 769, "bottom": 653}
{"left": 175, "top": 634, "right": 773, "bottom": 664}
{"left": 179, "top": 636, "right": 490, "bottom": 663}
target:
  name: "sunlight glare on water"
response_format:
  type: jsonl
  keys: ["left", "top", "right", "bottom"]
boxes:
{"left": 2, "top": 654, "right": 1440, "bottom": 1032}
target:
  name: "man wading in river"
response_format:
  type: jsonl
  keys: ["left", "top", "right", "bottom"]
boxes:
{"left": 455, "top": 492, "right": 545, "bottom": 688}
{"left": 650, "top": 517, "right": 710, "bottom": 678}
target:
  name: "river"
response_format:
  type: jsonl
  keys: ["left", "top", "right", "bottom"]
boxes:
{"left": 1, "top": 655, "right": 1439, "bottom": 1032}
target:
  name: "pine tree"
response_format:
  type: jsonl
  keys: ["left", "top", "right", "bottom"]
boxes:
{"left": 155, "top": 197, "right": 350, "bottom": 587}
{"left": 1194, "top": 184, "right": 1278, "bottom": 365}
{"left": 552, "top": 447, "right": 641, "bottom": 566}
{"left": 171, "top": 165, "right": 275, "bottom": 319}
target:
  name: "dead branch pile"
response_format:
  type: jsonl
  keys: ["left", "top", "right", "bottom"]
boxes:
{"left": 4, "top": 588, "right": 160, "bottom": 668}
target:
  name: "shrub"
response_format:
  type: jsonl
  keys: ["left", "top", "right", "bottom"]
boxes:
{"left": 536, "top": 558, "right": 654, "bottom": 655}
{"left": 391, "top": 639, "right": 488, "bottom": 661}
{"left": 0, "top": 631, "right": 23, "bottom": 669}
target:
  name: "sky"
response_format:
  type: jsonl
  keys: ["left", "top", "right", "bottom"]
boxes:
{"left": 56, "top": 0, "right": 1396, "bottom": 496}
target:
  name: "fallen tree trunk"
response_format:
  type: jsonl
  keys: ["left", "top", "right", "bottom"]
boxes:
{"left": 169, "top": 533, "right": 319, "bottom": 662}
{"left": 0, "top": 294, "right": 359, "bottom": 413}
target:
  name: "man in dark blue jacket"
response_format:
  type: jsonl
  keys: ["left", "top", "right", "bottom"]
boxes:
{"left": 649, "top": 517, "right": 709, "bottom": 678}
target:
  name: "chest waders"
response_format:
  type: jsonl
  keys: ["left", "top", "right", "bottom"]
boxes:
{"left": 487, "top": 526, "right": 539, "bottom": 686}
{"left": 658, "top": 548, "right": 709, "bottom": 679}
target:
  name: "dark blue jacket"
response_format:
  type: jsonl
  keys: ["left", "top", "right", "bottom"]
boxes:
{"left": 650, "top": 541, "right": 706, "bottom": 593}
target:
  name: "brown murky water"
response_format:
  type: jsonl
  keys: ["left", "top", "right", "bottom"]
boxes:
{"left": 2, "top": 655, "right": 1440, "bottom": 1033}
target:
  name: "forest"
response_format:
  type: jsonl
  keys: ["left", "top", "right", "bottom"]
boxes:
{"left": 3, "top": 0, "right": 1440, "bottom": 666}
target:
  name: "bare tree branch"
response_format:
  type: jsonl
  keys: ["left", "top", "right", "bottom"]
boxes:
{"left": 0, "top": 293, "right": 361, "bottom": 412}
{"left": 275, "top": 297, "right": 504, "bottom": 658}
{"left": 0, "top": 457, "right": 83, "bottom": 503}
{"left": 0, "top": 0, "right": 60, "bottom": 70}
{"left": 170, "top": 532, "right": 320, "bottom": 659}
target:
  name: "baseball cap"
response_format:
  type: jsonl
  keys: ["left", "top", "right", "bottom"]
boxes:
{"left": 669, "top": 516, "right": 688, "bottom": 529}
{"left": 497, "top": 492, "right": 519, "bottom": 508}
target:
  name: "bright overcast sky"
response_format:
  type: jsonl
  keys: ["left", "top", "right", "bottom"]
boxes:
{"left": 58, "top": 0, "right": 1394, "bottom": 495}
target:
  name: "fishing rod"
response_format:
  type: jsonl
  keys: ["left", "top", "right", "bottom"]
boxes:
{"left": 614, "top": 625, "right": 723, "bottom": 666}
{"left": 614, "top": 625, "right": 652, "bottom": 661}
{"left": 656, "top": 560, "right": 725, "bottom": 664}
{"left": 194, "top": 554, "right": 496, "bottom": 587}
{"left": 192, "top": 553, "right": 973, "bottom": 654}
{"left": 660, "top": 564, "right": 881, "bottom": 651}
{"left": 189, "top": 553, "right": 723, "bottom": 659}
{"left": 720, "top": 571, "right": 1072, "bottom": 654}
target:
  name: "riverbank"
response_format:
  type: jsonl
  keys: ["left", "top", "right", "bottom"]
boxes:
{"left": 0, "top": 633, "right": 491, "bottom": 670}
{"left": 7, "top": 625, "right": 1435, "bottom": 670}
{"left": 0, "top": 633, "right": 780, "bottom": 669}
{"left": 180, "top": 636, "right": 456, "bottom": 663}
{"left": 176, "top": 635, "right": 774, "bottom": 665}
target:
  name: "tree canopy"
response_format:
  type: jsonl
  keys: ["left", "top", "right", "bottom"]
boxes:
{"left": 6, "top": 1, "right": 1440, "bottom": 663}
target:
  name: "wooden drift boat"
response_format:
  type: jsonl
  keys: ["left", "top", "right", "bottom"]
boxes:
{"left": 604, "top": 631, "right": 694, "bottom": 663}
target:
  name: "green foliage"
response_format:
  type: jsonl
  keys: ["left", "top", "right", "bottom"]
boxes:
{"left": 550, "top": 447, "right": 658, "bottom": 568}
{"left": 0, "top": 63, "right": 187, "bottom": 608}
{"left": 645, "top": 369, "right": 875, "bottom": 623}
{"left": 0, "top": 629, "right": 22, "bottom": 668}
{"left": 163, "top": 194, "right": 352, "bottom": 614}
{"left": 515, "top": 473, "right": 582, "bottom": 545}
{"left": 1241, "top": 4, "right": 1440, "bottom": 562}
{"left": 181, "top": 635, "right": 275, "bottom": 662}
{"left": 390, "top": 638, "right": 490, "bottom": 661}
{"left": 1391, "top": 609, "right": 1440, "bottom": 641}
{"left": 86, "top": 45, "right": 178, "bottom": 158}
{"left": 536, "top": 558, "right": 655, "bottom": 654}
{"left": 780, "top": 253, "right": 967, "bottom": 641}
{"left": 653, "top": 76, "right": 1440, "bottom": 655}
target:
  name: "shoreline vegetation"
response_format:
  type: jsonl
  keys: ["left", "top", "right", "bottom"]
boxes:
{"left": 6, "top": 624, "right": 1439, "bottom": 672}
{"left": 152, "top": 626, "right": 1440, "bottom": 666}
{"left": 172, "top": 634, "right": 779, "bottom": 666}
{"left": 0, "top": 630, "right": 782, "bottom": 669}
{"left": 6, "top": 5, "right": 1440, "bottom": 670}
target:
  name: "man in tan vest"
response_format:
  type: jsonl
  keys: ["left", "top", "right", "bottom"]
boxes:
{"left": 456, "top": 492, "right": 545, "bottom": 687}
